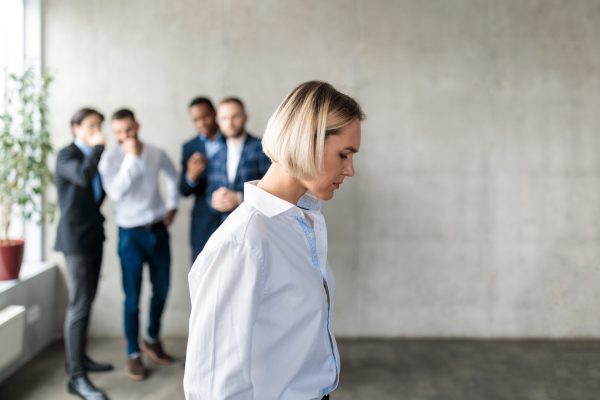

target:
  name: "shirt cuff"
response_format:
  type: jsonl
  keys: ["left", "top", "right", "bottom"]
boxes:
{"left": 166, "top": 200, "right": 178, "bottom": 211}
{"left": 185, "top": 176, "right": 198, "bottom": 188}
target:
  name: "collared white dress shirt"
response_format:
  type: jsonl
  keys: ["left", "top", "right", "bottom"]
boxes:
{"left": 226, "top": 133, "right": 246, "bottom": 184}
{"left": 98, "top": 142, "right": 179, "bottom": 228}
{"left": 185, "top": 181, "right": 339, "bottom": 400}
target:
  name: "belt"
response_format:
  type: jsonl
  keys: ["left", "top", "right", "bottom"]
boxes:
{"left": 128, "top": 221, "right": 164, "bottom": 231}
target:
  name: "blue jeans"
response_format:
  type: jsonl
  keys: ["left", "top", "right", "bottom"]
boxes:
{"left": 118, "top": 224, "right": 170, "bottom": 355}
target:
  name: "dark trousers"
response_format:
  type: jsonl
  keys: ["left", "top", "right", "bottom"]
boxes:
{"left": 64, "top": 249, "right": 103, "bottom": 377}
{"left": 118, "top": 223, "right": 171, "bottom": 355}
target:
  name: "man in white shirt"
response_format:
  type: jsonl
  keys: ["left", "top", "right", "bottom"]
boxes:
{"left": 98, "top": 108, "right": 179, "bottom": 382}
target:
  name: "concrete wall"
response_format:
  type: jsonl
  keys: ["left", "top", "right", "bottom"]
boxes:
{"left": 43, "top": 0, "right": 600, "bottom": 338}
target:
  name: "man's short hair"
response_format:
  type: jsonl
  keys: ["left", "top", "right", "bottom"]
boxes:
{"left": 189, "top": 97, "right": 216, "bottom": 113}
{"left": 112, "top": 108, "right": 136, "bottom": 121}
{"left": 70, "top": 108, "right": 104, "bottom": 127}
{"left": 219, "top": 97, "right": 245, "bottom": 111}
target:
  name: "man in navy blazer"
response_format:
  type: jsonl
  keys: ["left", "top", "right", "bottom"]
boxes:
{"left": 179, "top": 97, "right": 224, "bottom": 260}
{"left": 206, "top": 97, "right": 271, "bottom": 222}
{"left": 55, "top": 108, "right": 113, "bottom": 400}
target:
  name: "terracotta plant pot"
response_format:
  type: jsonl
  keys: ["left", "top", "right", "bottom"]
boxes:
{"left": 0, "top": 240, "right": 25, "bottom": 281}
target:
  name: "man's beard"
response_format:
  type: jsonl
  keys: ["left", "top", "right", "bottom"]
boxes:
{"left": 199, "top": 123, "right": 217, "bottom": 136}
{"left": 227, "top": 128, "right": 244, "bottom": 139}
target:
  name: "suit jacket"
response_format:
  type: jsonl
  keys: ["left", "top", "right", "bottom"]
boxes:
{"left": 54, "top": 143, "right": 105, "bottom": 253}
{"left": 206, "top": 133, "right": 271, "bottom": 222}
{"left": 179, "top": 135, "right": 222, "bottom": 252}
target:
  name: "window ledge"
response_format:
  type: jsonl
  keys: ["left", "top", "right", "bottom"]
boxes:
{"left": 0, "top": 262, "right": 56, "bottom": 295}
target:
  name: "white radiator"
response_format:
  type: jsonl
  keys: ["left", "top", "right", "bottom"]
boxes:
{"left": 0, "top": 305, "right": 26, "bottom": 372}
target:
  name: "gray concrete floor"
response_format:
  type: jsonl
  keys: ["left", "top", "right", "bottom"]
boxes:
{"left": 1, "top": 339, "right": 599, "bottom": 399}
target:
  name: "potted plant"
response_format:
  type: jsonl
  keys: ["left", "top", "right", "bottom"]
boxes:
{"left": 0, "top": 67, "right": 54, "bottom": 280}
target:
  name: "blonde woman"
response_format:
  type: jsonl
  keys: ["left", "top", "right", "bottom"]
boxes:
{"left": 184, "top": 81, "right": 364, "bottom": 400}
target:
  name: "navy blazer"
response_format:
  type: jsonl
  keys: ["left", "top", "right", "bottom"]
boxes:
{"left": 54, "top": 143, "right": 105, "bottom": 253}
{"left": 179, "top": 135, "right": 222, "bottom": 253}
{"left": 206, "top": 133, "right": 271, "bottom": 222}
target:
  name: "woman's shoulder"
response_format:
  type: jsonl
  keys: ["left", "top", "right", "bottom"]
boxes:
{"left": 203, "top": 204, "right": 271, "bottom": 256}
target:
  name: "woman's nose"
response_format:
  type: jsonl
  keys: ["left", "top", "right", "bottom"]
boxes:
{"left": 344, "top": 160, "right": 355, "bottom": 177}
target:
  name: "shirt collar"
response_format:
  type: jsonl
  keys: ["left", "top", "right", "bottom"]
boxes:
{"left": 244, "top": 181, "right": 322, "bottom": 218}
{"left": 197, "top": 130, "right": 223, "bottom": 143}
{"left": 74, "top": 138, "right": 92, "bottom": 156}
{"left": 297, "top": 193, "right": 322, "bottom": 211}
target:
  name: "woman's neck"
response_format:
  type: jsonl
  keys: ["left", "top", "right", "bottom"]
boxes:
{"left": 257, "top": 163, "right": 307, "bottom": 205}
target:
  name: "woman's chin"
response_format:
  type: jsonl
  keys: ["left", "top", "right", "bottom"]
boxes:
{"left": 314, "top": 189, "right": 335, "bottom": 201}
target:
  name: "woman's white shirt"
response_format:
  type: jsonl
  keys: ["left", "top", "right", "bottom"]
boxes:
{"left": 184, "top": 181, "right": 339, "bottom": 400}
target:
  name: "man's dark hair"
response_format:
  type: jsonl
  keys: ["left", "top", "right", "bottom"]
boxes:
{"left": 70, "top": 108, "right": 104, "bottom": 127}
{"left": 112, "top": 108, "right": 136, "bottom": 121}
{"left": 219, "top": 97, "right": 245, "bottom": 111}
{"left": 189, "top": 97, "right": 216, "bottom": 113}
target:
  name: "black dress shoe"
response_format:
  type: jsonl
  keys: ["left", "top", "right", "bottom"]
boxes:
{"left": 83, "top": 355, "right": 114, "bottom": 372}
{"left": 67, "top": 375, "right": 109, "bottom": 400}
{"left": 65, "top": 356, "right": 114, "bottom": 374}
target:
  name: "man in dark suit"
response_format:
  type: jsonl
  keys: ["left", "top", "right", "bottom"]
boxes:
{"left": 55, "top": 108, "right": 113, "bottom": 400}
{"left": 179, "top": 97, "right": 224, "bottom": 260}
{"left": 206, "top": 97, "right": 271, "bottom": 222}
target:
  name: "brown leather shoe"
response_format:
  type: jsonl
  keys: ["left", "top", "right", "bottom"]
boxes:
{"left": 127, "top": 356, "right": 147, "bottom": 381}
{"left": 141, "top": 340, "right": 175, "bottom": 365}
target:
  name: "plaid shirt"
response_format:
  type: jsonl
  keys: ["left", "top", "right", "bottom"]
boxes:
{"left": 206, "top": 133, "right": 271, "bottom": 221}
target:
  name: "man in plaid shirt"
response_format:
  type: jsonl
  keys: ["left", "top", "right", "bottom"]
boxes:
{"left": 206, "top": 97, "right": 271, "bottom": 222}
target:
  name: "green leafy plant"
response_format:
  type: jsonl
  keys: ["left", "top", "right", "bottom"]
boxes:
{"left": 0, "top": 67, "right": 54, "bottom": 243}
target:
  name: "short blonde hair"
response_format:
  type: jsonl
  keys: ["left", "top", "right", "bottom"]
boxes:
{"left": 262, "top": 81, "right": 364, "bottom": 178}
